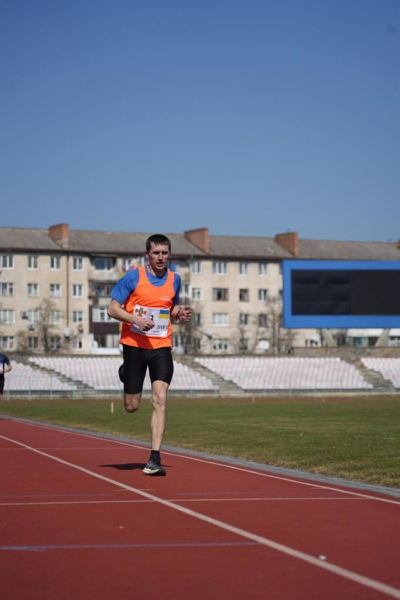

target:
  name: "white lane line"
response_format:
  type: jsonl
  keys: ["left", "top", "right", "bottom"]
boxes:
{"left": 10, "top": 419, "right": 400, "bottom": 506}
{"left": 1, "top": 433, "right": 399, "bottom": 600}
{"left": 0, "top": 497, "right": 370, "bottom": 507}
{"left": 1, "top": 541, "right": 260, "bottom": 552}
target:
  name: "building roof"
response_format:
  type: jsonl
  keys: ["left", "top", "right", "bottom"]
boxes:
{"left": 0, "top": 227, "right": 202, "bottom": 256}
{"left": 0, "top": 227, "right": 61, "bottom": 251}
{"left": 298, "top": 239, "right": 400, "bottom": 261}
{"left": 0, "top": 225, "right": 399, "bottom": 261}
{"left": 208, "top": 235, "right": 292, "bottom": 259}
{"left": 68, "top": 230, "right": 201, "bottom": 256}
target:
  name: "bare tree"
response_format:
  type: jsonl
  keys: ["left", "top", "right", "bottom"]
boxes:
{"left": 15, "top": 330, "right": 31, "bottom": 353}
{"left": 262, "top": 297, "right": 296, "bottom": 354}
{"left": 232, "top": 316, "right": 260, "bottom": 354}
{"left": 173, "top": 301, "right": 213, "bottom": 355}
{"left": 37, "top": 298, "right": 62, "bottom": 354}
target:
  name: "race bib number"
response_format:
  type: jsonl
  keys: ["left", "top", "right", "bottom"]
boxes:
{"left": 130, "top": 304, "right": 170, "bottom": 338}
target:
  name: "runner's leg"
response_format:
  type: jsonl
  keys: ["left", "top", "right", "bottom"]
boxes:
{"left": 150, "top": 380, "right": 169, "bottom": 450}
{"left": 122, "top": 345, "right": 147, "bottom": 413}
{"left": 148, "top": 348, "right": 174, "bottom": 450}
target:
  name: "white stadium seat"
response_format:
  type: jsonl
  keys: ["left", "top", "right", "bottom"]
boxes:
{"left": 4, "top": 361, "right": 72, "bottom": 392}
{"left": 28, "top": 357, "right": 215, "bottom": 392}
{"left": 195, "top": 357, "right": 372, "bottom": 391}
{"left": 361, "top": 358, "right": 400, "bottom": 388}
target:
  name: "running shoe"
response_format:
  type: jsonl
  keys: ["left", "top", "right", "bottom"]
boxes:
{"left": 118, "top": 363, "right": 124, "bottom": 383}
{"left": 143, "top": 457, "right": 166, "bottom": 476}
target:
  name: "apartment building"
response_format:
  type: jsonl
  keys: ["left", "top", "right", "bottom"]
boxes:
{"left": 1, "top": 224, "right": 399, "bottom": 354}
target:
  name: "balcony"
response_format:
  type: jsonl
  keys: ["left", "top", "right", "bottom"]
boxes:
{"left": 89, "top": 282, "right": 115, "bottom": 298}
{"left": 88, "top": 267, "right": 120, "bottom": 282}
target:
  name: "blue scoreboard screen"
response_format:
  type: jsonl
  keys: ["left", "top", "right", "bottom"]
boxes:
{"left": 282, "top": 260, "right": 400, "bottom": 329}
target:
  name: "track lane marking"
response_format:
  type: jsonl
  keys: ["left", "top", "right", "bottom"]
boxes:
{"left": 1, "top": 432, "right": 399, "bottom": 600}
{"left": 0, "top": 497, "right": 370, "bottom": 507}
{"left": 1, "top": 541, "right": 260, "bottom": 552}
{"left": 8, "top": 419, "right": 400, "bottom": 506}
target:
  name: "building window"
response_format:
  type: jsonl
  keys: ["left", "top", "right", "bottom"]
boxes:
{"left": 0, "top": 336, "right": 14, "bottom": 350}
{"left": 192, "top": 287, "right": 202, "bottom": 301}
{"left": 94, "top": 333, "right": 119, "bottom": 348}
{"left": 258, "top": 289, "right": 268, "bottom": 301}
{"left": 191, "top": 261, "right": 202, "bottom": 274}
{"left": 305, "top": 339, "right": 319, "bottom": 347}
{"left": 92, "top": 307, "right": 114, "bottom": 322}
{"left": 73, "top": 337, "right": 84, "bottom": 350}
{"left": 172, "top": 333, "right": 182, "bottom": 347}
{"left": 239, "top": 339, "right": 249, "bottom": 352}
{"left": 212, "top": 338, "right": 229, "bottom": 351}
{"left": 28, "top": 255, "right": 38, "bottom": 270}
{"left": 213, "top": 288, "right": 229, "bottom": 301}
{"left": 1, "top": 255, "right": 14, "bottom": 269}
{"left": 122, "top": 258, "right": 134, "bottom": 272}
{"left": 0, "top": 310, "right": 15, "bottom": 324}
{"left": 259, "top": 263, "right": 268, "bottom": 276}
{"left": 213, "top": 261, "right": 228, "bottom": 275}
{"left": 50, "top": 284, "right": 62, "bottom": 297}
{"left": 50, "top": 311, "right": 62, "bottom": 325}
{"left": 27, "top": 310, "right": 39, "bottom": 324}
{"left": 28, "top": 283, "right": 39, "bottom": 297}
{"left": 50, "top": 256, "right": 61, "bottom": 270}
{"left": 212, "top": 313, "right": 229, "bottom": 326}
{"left": 239, "top": 289, "right": 249, "bottom": 302}
{"left": 258, "top": 314, "right": 268, "bottom": 327}
{"left": 91, "top": 283, "right": 113, "bottom": 297}
{"left": 94, "top": 257, "right": 114, "bottom": 271}
{"left": 181, "top": 284, "right": 190, "bottom": 302}
{"left": 0, "top": 283, "right": 13, "bottom": 296}
{"left": 194, "top": 338, "right": 202, "bottom": 351}
{"left": 239, "top": 313, "right": 249, "bottom": 326}
{"left": 194, "top": 313, "right": 202, "bottom": 326}
{"left": 72, "top": 284, "right": 84, "bottom": 298}
{"left": 239, "top": 262, "right": 248, "bottom": 275}
{"left": 73, "top": 311, "right": 84, "bottom": 324}
{"left": 50, "top": 336, "right": 62, "bottom": 351}
{"left": 73, "top": 257, "right": 84, "bottom": 271}
{"left": 28, "top": 337, "right": 39, "bottom": 350}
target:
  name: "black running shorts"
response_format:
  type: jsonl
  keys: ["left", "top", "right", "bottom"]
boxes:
{"left": 122, "top": 345, "right": 174, "bottom": 394}
{"left": 0, "top": 375, "right": 4, "bottom": 395}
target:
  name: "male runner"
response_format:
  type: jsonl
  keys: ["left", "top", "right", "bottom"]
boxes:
{"left": 108, "top": 234, "right": 192, "bottom": 476}
{"left": 0, "top": 353, "right": 12, "bottom": 400}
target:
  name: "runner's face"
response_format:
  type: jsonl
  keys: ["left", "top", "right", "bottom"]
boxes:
{"left": 146, "top": 243, "right": 170, "bottom": 274}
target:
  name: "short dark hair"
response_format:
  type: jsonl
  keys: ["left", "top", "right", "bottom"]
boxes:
{"left": 146, "top": 234, "right": 171, "bottom": 252}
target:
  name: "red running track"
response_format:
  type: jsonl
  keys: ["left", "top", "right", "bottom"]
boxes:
{"left": 0, "top": 416, "right": 399, "bottom": 600}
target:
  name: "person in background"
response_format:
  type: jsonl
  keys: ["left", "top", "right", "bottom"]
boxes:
{"left": 0, "top": 353, "right": 12, "bottom": 400}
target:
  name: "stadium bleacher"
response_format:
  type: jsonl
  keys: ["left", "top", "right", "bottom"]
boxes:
{"left": 2, "top": 361, "right": 72, "bottom": 393}
{"left": 361, "top": 358, "right": 400, "bottom": 389}
{"left": 28, "top": 357, "right": 216, "bottom": 393}
{"left": 195, "top": 357, "right": 372, "bottom": 391}
{"left": 4, "top": 355, "right": 399, "bottom": 397}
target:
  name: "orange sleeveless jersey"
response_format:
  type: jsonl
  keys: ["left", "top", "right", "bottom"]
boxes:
{"left": 119, "top": 266, "right": 176, "bottom": 349}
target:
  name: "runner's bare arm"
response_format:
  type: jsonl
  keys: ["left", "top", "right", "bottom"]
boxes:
{"left": 107, "top": 299, "right": 154, "bottom": 331}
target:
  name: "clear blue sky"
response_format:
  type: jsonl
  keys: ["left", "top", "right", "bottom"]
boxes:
{"left": 1, "top": 0, "right": 399, "bottom": 242}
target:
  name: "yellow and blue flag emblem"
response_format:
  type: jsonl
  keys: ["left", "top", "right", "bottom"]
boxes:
{"left": 159, "top": 310, "right": 169, "bottom": 319}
